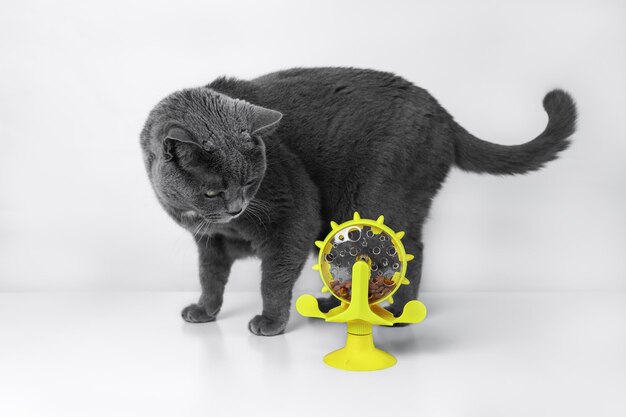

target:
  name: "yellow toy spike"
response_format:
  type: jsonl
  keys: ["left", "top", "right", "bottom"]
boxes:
{"left": 295, "top": 295, "right": 326, "bottom": 319}
{"left": 401, "top": 277, "right": 410, "bottom": 285}
{"left": 353, "top": 212, "right": 361, "bottom": 220}
{"left": 394, "top": 300, "right": 427, "bottom": 324}
{"left": 312, "top": 264, "right": 320, "bottom": 271}
{"left": 321, "top": 286, "right": 329, "bottom": 293}
{"left": 395, "top": 231, "right": 405, "bottom": 240}
{"left": 405, "top": 254, "right": 415, "bottom": 262}
{"left": 314, "top": 240, "right": 324, "bottom": 249}
{"left": 330, "top": 221, "right": 339, "bottom": 230}
{"left": 376, "top": 215, "right": 384, "bottom": 224}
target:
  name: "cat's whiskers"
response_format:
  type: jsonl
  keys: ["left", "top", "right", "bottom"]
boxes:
{"left": 203, "top": 222, "right": 213, "bottom": 250}
{"left": 202, "top": 219, "right": 213, "bottom": 235}
{"left": 192, "top": 218, "right": 209, "bottom": 240}
{"left": 252, "top": 204, "right": 269, "bottom": 221}
{"left": 247, "top": 199, "right": 271, "bottom": 220}
{"left": 250, "top": 197, "right": 271, "bottom": 208}
{"left": 249, "top": 197, "right": 271, "bottom": 209}
{"left": 191, "top": 222, "right": 202, "bottom": 239}
{"left": 243, "top": 206, "right": 268, "bottom": 236}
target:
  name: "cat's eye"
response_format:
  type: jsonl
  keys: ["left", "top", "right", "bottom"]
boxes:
{"left": 204, "top": 190, "right": 222, "bottom": 198}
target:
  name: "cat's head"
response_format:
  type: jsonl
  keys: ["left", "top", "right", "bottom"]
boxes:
{"left": 140, "top": 87, "right": 282, "bottom": 224}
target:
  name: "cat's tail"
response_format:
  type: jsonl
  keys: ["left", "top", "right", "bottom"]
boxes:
{"left": 452, "top": 89, "right": 577, "bottom": 175}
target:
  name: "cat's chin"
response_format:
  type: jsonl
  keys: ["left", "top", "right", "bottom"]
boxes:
{"left": 191, "top": 212, "right": 238, "bottom": 224}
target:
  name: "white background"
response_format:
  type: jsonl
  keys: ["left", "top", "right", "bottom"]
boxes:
{"left": 1, "top": 0, "right": 625, "bottom": 293}
{"left": 2, "top": 2, "right": 625, "bottom": 417}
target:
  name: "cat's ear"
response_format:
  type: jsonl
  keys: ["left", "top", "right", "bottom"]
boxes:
{"left": 165, "top": 127, "right": 195, "bottom": 144}
{"left": 162, "top": 127, "right": 198, "bottom": 160}
{"left": 250, "top": 105, "right": 282, "bottom": 135}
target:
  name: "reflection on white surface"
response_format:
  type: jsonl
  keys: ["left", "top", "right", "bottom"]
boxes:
{"left": 1, "top": 291, "right": 624, "bottom": 417}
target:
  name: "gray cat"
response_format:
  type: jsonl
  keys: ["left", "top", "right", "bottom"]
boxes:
{"left": 140, "top": 67, "right": 576, "bottom": 336}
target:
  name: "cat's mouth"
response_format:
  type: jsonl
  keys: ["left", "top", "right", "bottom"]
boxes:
{"left": 181, "top": 209, "right": 240, "bottom": 224}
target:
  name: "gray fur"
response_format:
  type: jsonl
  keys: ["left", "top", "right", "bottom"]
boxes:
{"left": 140, "top": 67, "right": 577, "bottom": 336}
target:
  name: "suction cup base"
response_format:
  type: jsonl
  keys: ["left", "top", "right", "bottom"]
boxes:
{"left": 323, "top": 332, "right": 397, "bottom": 371}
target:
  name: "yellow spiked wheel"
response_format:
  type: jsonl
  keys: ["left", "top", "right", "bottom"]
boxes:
{"left": 296, "top": 212, "right": 427, "bottom": 371}
{"left": 312, "top": 212, "right": 413, "bottom": 305}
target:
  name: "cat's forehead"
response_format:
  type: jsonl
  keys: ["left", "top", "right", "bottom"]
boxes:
{"left": 178, "top": 89, "right": 248, "bottom": 120}
{"left": 172, "top": 89, "right": 249, "bottom": 134}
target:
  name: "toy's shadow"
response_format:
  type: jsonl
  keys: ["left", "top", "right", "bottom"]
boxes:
{"left": 376, "top": 326, "right": 446, "bottom": 355}
{"left": 374, "top": 305, "right": 455, "bottom": 356}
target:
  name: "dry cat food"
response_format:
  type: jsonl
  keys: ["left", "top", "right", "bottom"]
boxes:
{"left": 323, "top": 224, "right": 401, "bottom": 302}
{"left": 329, "top": 276, "right": 396, "bottom": 301}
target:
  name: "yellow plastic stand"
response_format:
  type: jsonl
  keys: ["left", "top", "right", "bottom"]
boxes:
{"left": 296, "top": 213, "right": 427, "bottom": 371}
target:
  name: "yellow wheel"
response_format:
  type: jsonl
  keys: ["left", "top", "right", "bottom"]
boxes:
{"left": 313, "top": 212, "right": 414, "bottom": 306}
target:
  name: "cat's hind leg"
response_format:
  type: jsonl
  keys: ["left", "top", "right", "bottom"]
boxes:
{"left": 350, "top": 187, "right": 432, "bottom": 324}
{"left": 316, "top": 295, "right": 341, "bottom": 312}
{"left": 384, "top": 237, "right": 424, "bottom": 323}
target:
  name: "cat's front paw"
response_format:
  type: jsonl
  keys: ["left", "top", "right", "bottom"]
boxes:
{"left": 248, "top": 314, "right": 287, "bottom": 336}
{"left": 181, "top": 303, "right": 217, "bottom": 323}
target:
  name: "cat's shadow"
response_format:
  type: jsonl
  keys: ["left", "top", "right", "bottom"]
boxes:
{"left": 180, "top": 320, "right": 225, "bottom": 356}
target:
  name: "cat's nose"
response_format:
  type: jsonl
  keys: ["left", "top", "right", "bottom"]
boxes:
{"left": 225, "top": 195, "right": 245, "bottom": 216}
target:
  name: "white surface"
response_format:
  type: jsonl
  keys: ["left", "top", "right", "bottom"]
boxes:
{"left": 1, "top": 0, "right": 625, "bottom": 292}
{"left": 1, "top": 291, "right": 624, "bottom": 417}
